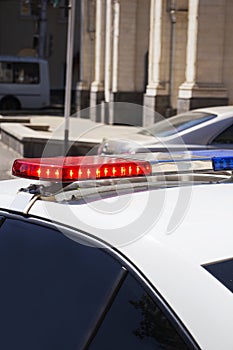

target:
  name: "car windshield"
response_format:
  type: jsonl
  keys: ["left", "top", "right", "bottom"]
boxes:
{"left": 139, "top": 112, "right": 216, "bottom": 137}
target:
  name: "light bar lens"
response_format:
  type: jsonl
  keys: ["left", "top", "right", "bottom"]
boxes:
{"left": 12, "top": 156, "right": 152, "bottom": 182}
{"left": 212, "top": 156, "right": 233, "bottom": 171}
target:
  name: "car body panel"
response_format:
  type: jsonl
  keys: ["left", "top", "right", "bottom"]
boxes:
{"left": 1, "top": 171, "right": 233, "bottom": 348}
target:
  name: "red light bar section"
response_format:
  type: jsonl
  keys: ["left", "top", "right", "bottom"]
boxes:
{"left": 12, "top": 156, "right": 152, "bottom": 182}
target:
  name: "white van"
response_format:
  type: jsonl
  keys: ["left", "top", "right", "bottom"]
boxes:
{"left": 0, "top": 55, "right": 50, "bottom": 110}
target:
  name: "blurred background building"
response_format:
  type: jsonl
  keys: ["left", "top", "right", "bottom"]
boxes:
{"left": 0, "top": 0, "right": 232, "bottom": 126}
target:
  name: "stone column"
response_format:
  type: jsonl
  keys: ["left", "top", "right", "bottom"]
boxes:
{"left": 107, "top": 0, "right": 150, "bottom": 125}
{"left": 178, "top": 0, "right": 228, "bottom": 113}
{"left": 143, "top": 0, "right": 170, "bottom": 124}
{"left": 104, "top": 0, "right": 113, "bottom": 104}
{"left": 90, "top": 0, "right": 105, "bottom": 121}
{"left": 76, "top": 0, "right": 95, "bottom": 113}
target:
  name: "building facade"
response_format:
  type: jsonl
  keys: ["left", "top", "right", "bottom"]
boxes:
{"left": 0, "top": 0, "right": 80, "bottom": 105}
{"left": 76, "top": 0, "right": 233, "bottom": 126}
{"left": 0, "top": 0, "right": 233, "bottom": 126}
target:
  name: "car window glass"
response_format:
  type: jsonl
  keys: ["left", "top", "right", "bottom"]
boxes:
{"left": 0, "top": 62, "right": 39, "bottom": 84}
{"left": 210, "top": 124, "right": 233, "bottom": 144}
{"left": 89, "top": 273, "right": 190, "bottom": 350}
{"left": 203, "top": 258, "right": 233, "bottom": 293}
{"left": 14, "top": 62, "right": 40, "bottom": 84}
{"left": 0, "top": 218, "right": 122, "bottom": 350}
{"left": 139, "top": 112, "right": 216, "bottom": 137}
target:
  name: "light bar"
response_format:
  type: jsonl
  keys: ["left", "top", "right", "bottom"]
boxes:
{"left": 212, "top": 156, "right": 233, "bottom": 171}
{"left": 12, "top": 156, "right": 152, "bottom": 182}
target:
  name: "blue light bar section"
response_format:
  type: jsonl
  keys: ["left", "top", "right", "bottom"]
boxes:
{"left": 212, "top": 156, "right": 233, "bottom": 171}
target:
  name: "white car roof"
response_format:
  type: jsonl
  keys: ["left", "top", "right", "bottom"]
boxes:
{"left": 15, "top": 183, "right": 229, "bottom": 262}
{"left": 1, "top": 178, "right": 232, "bottom": 262}
{"left": 0, "top": 55, "right": 48, "bottom": 64}
{"left": 0, "top": 177, "right": 232, "bottom": 264}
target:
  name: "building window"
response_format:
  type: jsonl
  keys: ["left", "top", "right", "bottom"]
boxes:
{"left": 20, "top": 0, "right": 31, "bottom": 17}
{"left": 20, "top": 0, "right": 39, "bottom": 18}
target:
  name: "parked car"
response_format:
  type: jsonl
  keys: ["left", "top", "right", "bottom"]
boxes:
{"left": 98, "top": 106, "right": 233, "bottom": 155}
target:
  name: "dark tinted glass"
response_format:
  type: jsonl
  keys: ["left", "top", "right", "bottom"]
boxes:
{"left": 203, "top": 258, "right": 233, "bottom": 293}
{"left": 0, "top": 62, "right": 39, "bottom": 84}
{"left": 0, "top": 218, "right": 122, "bottom": 350}
{"left": 14, "top": 62, "right": 40, "bottom": 84}
{"left": 89, "top": 274, "right": 190, "bottom": 350}
{"left": 211, "top": 124, "right": 233, "bottom": 144}
{"left": 0, "top": 62, "right": 13, "bottom": 83}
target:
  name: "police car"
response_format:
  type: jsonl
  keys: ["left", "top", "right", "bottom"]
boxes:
{"left": 0, "top": 150, "right": 233, "bottom": 349}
